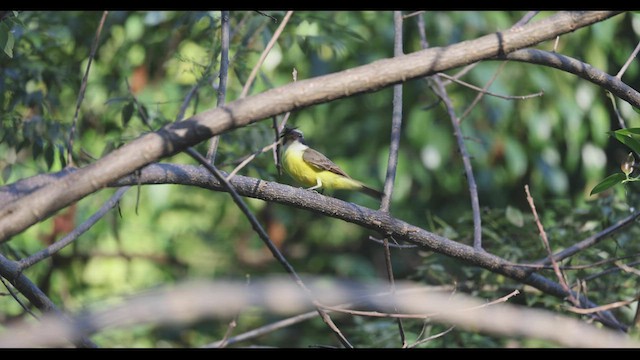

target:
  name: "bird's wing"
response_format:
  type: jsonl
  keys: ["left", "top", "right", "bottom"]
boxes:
{"left": 302, "top": 148, "right": 351, "bottom": 178}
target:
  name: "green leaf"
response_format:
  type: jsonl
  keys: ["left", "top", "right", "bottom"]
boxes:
{"left": 58, "top": 144, "right": 67, "bottom": 168}
{"left": 611, "top": 131, "right": 640, "bottom": 156}
{"left": 0, "top": 22, "right": 14, "bottom": 58}
{"left": 122, "top": 102, "right": 134, "bottom": 127}
{"left": 610, "top": 128, "right": 640, "bottom": 136}
{"left": 44, "top": 143, "right": 54, "bottom": 170}
{"left": 32, "top": 140, "right": 43, "bottom": 160}
{"left": 505, "top": 206, "right": 524, "bottom": 227}
{"left": 1, "top": 164, "right": 11, "bottom": 183}
{"left": 590, "top": 172, "right": 626, "bottom": 195}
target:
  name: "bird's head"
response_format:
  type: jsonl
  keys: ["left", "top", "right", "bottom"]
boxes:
{"left": 280, "top": 127, "right": 305, "bottom": 145}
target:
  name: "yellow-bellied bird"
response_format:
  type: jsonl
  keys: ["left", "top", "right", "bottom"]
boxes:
{"left": 280, "top": 127, "right": 383, "bottom": 199}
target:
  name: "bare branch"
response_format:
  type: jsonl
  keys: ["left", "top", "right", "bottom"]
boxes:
{"left": 376, "top": 10, "right": 408, "bottom": 347}
{"left": 566, "top": 295, "right": 640, "bottom": 315}
{"left": 0, "top": 278, "right": 637, "bottom": 348}
{"left": 534, "top": 209, "right": 640, "bottom": 266}
{"left": 432, "top": 74, "right": 483, "bottom": 250}
{"left": 525, "top": 184, "right": 578, "bottom": 306}
{"left": 239, "top": 11, "right": 294, "bottom": 98}
{"left": 436, "top": 71, "right": 544, "bottom": 102}
{"left": 501, "top": 48, "right": 640, "bottom": 109}
{"left": 0, "top": 11, "right": 622, "bottom": 244}
{"left": 616, "top": 39, "right": 640, "bottom": 79}
{"left": 418, "top": 14, "right": 483, "bottom": 250}
{"left": 17, "top": 187, "right": 130, "bottom": 270}
{"left": 206, "top": 10, "right": 232, "bottom": 163}
{"left": 0, "top": 253, "right": 98, "bottom": 348}
{"left": 67, "top": 11, "right": 108, "bottom": 167}
{"left": 321, "top": 289, "right": 520, "bottom": 319}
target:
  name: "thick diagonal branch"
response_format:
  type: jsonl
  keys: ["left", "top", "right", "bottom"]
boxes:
{"left": 0, "top": 11, "right": 621, "bottom": 243}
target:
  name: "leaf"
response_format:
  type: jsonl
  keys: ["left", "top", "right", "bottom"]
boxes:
{"left": 44, "top": 143, "right": 54, "bottom": 170}
{"left": 1, "top": 164, "right": 11, "bottom": 183}
{"left": 590, "top": 172, "right": 626, "bottom": 195}
{"left": 505, "top": 206, "right": 524, "bottom": 227}
{"left": 136, "top": 103, "right": 149, "bottom": 126}
{"left": 58, "top": 144, "right": 67, "bottom": 168}
{"left": 0, "top": 22, "right": 14, "bottom": 58}
{"left": 32, "top": 139, "right": 43, "bottom": 160}
{"left": 121, "top": 102, "right": 134, "bottom": 127}
{"left": 610, "top": 128, "right": 640, "bottom": 136}
{"left": 611, "top": 131, "right": 640, "bottom": 156}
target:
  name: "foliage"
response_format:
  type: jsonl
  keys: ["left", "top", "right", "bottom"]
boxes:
{"left": 591, "top": 128, "right": 640, "bottom": 195}
{"left": 1, "top": 11, "right": 640, "bottom": 348}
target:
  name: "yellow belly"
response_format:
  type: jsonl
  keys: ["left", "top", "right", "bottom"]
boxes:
{"left": 283, "top": 148, "right": 363, "bottom": 191}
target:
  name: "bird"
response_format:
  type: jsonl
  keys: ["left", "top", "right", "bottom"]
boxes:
{"left": 280, "top": 127, "right": 384, "bottom": 200}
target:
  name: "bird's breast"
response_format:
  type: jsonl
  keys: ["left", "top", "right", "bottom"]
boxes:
{"left": 283, "top": 145, "right": 319, "bottom": 187}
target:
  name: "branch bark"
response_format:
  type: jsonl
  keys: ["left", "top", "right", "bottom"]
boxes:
{"left": 0, "top": 11, "right": 623, "bottom": 243}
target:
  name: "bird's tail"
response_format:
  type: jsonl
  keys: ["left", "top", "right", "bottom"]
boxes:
{"left": 360, "top": 184, "right": 384, "bottom": 200}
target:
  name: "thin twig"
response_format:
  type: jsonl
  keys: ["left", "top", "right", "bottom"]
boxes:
{"left": 206, "top": 10, "right": 231, "bottom": 163}
{"left": 0, "top": 276, "right": 38, "bottom": 319}
{"left": 18, "top": 187, "right": 130, "bottom": 269}
{"left": 217, "top": 11, "right": 231, "bottom": 108}
{"left": 274, "top": 68, "right": 297, "bottom": 174}
{"left": 614, "top": 260, "right": 640, "bottom": 277}
{"left": 402, "top": 11, "right": 424, "bottom": 20}
{"left": 225, "top": 141, "right": 279, "bottom": 181}
{"left": 417, "top": 14, "right": 483, "bottom": 250}
{"left": 455, "top": 61, "right": 508, "bottom": 122}
{"left": 0, "top": 253, "right": 98, "bottom": 347}
{"left": 437, "top": 71, "right": 543, "bottom": 101}
{"left": 533, "top": 209, "right": 640, "bottom": 267}
{"left": 185, "top": 147, "right": 353, "bottom": 348}
{"left": 216, "top": 273, "right": 248, "bottom": 348}
{"left": 239, "top": 11, "right": 294, "bottom": 98}
{"left": 409, "top": 326, "right": 455, "bottom": 347}
{"left": 368, "top": 235, "right": 417, "bottom": 249}
{"left": 206, "top": 310, "right": 319, "bottom": 348}
{"left": 204, "top": 284, "right": 455, "bottom": 348}
{"left": 516, "top": 256, "right": 640, "bottom": 272}
{"left": 320, "top": 289, "right": 520, "bottom": 319}
{"left": 566, "top": 295, "right": 640, "bottom": 315}
{"left": 255, "top": 11, "right": 278, "bottom": 23}
{"left": 431, "top": 86, "right": 483, "bottom": 248}
{"left": 176, "top": 83, "right": 203, "bottom": 122}
{"left": 606, "top": 91, "right": 627, "bottom": 129}
{"left": 226, "top": 68, "right": 296, "bottom": 181}
{"left": 524, "top": 185, "right": 578, "bottom": 305}
{"left": 125, "top": 79, "right": 152, "bottom": 130}
{"left": 375, "top": 10, "right": 407, "bottom": 348}
{"left": 67, "top": 11, "right": 108, "bottom": 166}
{"left": 616, "top": 39, "right": 640, "bottom": 79}
{"left": 582, "top": 260, "right": 640, "bottom": 282}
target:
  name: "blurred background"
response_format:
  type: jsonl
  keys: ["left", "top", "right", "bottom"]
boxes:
{"left": 1, "top": 11, "right": 639, "bottom": 347}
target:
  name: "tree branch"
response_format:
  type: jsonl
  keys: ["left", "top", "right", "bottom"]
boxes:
{"left": 105, "top": 162, "right": 625, "bottom": 330}
{"left": 500, "top": 47, "right": 640, "bottom": 108}
{"left": 0, "top": 11, "right": 622, "bottom": 243}
{"left": 0, "top": 278, "right": 637, "bottom": 348}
